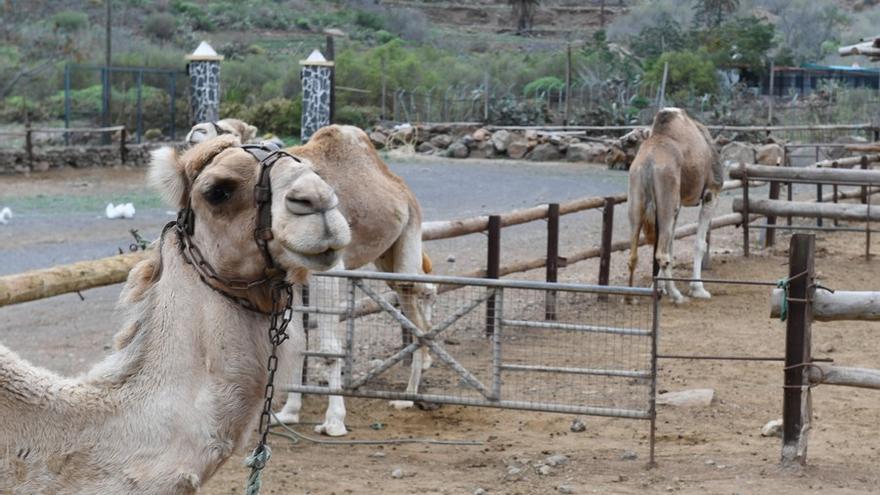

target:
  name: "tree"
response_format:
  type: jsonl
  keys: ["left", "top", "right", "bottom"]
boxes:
{"left": 509, "top": 0, "right": 539, "bottom": 35}
{"left": 646, "top": 50, "right": 718, "bottom": 99}
{"left": 693, "top": 0, "right": 740, "bottom": 28}
{"left": 631, "top": 13, "right": 690, "bottom": 64}
{"left": 700, "top": 16, "right": 776, "bottom": 73}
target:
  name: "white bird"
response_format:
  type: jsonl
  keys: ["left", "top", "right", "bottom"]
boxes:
{"left": 105, "top": 203, "right": 136, "bottom": 219}
{"left": 0, "top": 207, "right": 11, "bottom": 225}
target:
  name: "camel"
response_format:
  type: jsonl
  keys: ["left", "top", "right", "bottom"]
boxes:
{"left": 186, "top": 118, "right": 258, "bottom": 145}
{"left": 627, "top": 108, "right": 723, "bottom": 303}
{"left": 118, "top": 123, "right": 436, "bottom": 437}
{"left": 0, "top": 135, "right": 351, "bottom": 493}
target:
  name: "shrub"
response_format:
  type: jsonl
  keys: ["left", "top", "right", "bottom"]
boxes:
{"left": 645, "top": 50, "right": 717, "bottom": 99}
{"left": 144, "top": 13, "right": 178, "bottom": 41}
{"left": 229, "top": 97, "right": 302, "bottom": 138}
{"left": 354, "top": 10, "right": 384, "bottom": 31}
{"left": 51, "top": 11, "right": 89, "bottom": 32}
{"left": 335, "top": 104, "right": 381, "bottom": 129}
{"left": 523, "top": 76, "right": 565, "bottom": 96}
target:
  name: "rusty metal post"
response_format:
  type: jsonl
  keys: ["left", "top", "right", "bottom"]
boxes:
{"left": 742, "top": 169, "right": 750, "bottom": 257}
{"left": 782, "top": 234, "right": 814, "bottom": 466}
{"left": 766, "top": 180, "right": 780, "bottom": 247}
{"left": 545, "top": 204, "right": 559, "bottom": 320}
{"left": 815, "top": 147, "right": 823, "bottom": 227}
{"left": 485, "top": 215, "right": 501, "bottom": 336}
{"left": 598, "top": 198, "right": 615, "bottom": 300}
{"left": 862, "top": 155, "right": 869, "bottom": 204}
{"left": 119, "top": 128, "right": 127, "bottom": 165}
{"left": 832, "top": 162, "right": 839, "bottom": 227}
{"left": 786, "top": 149, "right": 793, "bottom": 226}
{"left": 24, "top": 123, "right": 33, "bottom": 167}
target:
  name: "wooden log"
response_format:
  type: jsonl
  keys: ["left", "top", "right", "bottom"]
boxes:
{"left": 0, "top": 251, "right": 148, "bottom": 307}
{"left": 771, "top": 289, "right": 880, "bottom": 321}
{"left": 808, "top": 364, "right": 880, "bottom": 390}
{"left": 422, "top": 194, "right": 626, "bottom": 241}
{"left": 733, "top": 198, "right": 880, "bottom": 222}
{"left": 729, "top": 163, "right": 880, "bottom": 186}
{"left": 815, "top": 153, "right": 880, "bottom": 168}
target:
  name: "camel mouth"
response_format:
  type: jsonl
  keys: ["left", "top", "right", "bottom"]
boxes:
{"left": 279, "top": 241, "right": 342, "bottom": 270}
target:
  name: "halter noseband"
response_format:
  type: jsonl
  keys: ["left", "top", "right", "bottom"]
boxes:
{"left": 174, "top": 142, "right": 304, "bottom": 310}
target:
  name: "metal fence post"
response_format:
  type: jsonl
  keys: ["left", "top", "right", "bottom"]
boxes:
{"left": 119, "top": 128, "right": 127, "bottom": 165}
{"left": 861, "top": 155, "right": 869, "bottom": 204}
{"left": 832, "top": 163, "right": 839, "bottom": 227}
{"left": 598, "top": 197, "right": 615, "bottom": 301}
{"left": 24, "top": 123, "right": 33, "bottom": 167}
{"left": 782, "top": 233, "right": 814, "bottom": 466}
{"left": 169, "top": 74, "right": 177, "bottom": 141}
{"left": 136, "top": 70, "right": 143, "bottom": 144}
{"left": 766, "top": 179, "right": 780, "bottom": 247}
{"left": 64, "top": 63, "right": 71, "bottom": 146}
{"left": 545, "top": 204, "right": 559, "bottom": 320}
{"left": 742, "top": 168, "right": 750, "bottom": 257}
{"left": 485, "top": 215, "right": 501, "bottom": 336}
{"left": 815, "top": 147, "right": 823, "bottom": 227}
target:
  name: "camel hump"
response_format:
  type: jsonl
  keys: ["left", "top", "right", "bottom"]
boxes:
{"left": 422, "top": 251, "right": 433, "bottom": 274}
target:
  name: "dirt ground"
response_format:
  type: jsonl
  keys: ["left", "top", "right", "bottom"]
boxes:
{"left": 2, "top": 165, "right": 879, "bottom": 494}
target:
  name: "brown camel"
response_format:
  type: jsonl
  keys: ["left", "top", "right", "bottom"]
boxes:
{"left": 627, "top": 108, "right": 723, "bottom": 303}
{"left": 0, "top": 135, "right": 351, "bottom": 493}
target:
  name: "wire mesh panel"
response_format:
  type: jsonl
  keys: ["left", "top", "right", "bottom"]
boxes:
{"left": 291, "top": 271, "right": 657, "bottom": 422}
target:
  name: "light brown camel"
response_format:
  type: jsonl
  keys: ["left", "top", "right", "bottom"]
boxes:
{"left": 627, "top": 108, "right": 723, "bottom": 303}
{"left": 0, "top": 135, "right": 351, "bottom": 493}
{"left": 118, "top": 123, "right": 435, "bottom": 437}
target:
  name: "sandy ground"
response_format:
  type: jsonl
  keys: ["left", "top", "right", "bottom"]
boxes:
{"left": 1, "top": 163, "right": 878, "bottom": 494}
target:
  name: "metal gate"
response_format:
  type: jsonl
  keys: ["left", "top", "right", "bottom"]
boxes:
{"left": 290, "top": 271, "right": 658, "bottom": 457}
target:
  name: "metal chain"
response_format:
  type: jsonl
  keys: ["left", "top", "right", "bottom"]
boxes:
{"left": 246, "top": 282, "right": 294, "bottom": 493}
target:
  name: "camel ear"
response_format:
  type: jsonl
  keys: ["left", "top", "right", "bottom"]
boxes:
{"left": 148, "top": 146, "right": 187, "bottom": 208}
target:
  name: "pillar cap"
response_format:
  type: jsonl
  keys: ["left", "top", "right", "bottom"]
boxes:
{"left": 186, "top": 41, "right": 224, "bottom": 61}
{"left": 299, "top": 49, "right": 334, "bottom": 67}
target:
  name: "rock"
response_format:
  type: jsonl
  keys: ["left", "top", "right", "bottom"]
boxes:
{"left": 32, "top": 160, "right": 50, "bottom": 172}
{"left": 656, "top": 388, "right": 715, "bottom": 407}
{"left": 761, "top": 419, "right": 783, "bottom": 437}
{"left": 526, "top": 143, "right": 563, "bottom": 162}
{"left": 566, "top": 142, "right": 608, "bottom": 163}
{"left": 545, "top": 454, "right": 569, "bottom": 466}
{"left": 392, "top": 124, "right": 414, "bottom": 141}
{"left": 369, "top": 131, "right": 388, "bottom": 149}
{"left": 446, "top": 254, "right": 456, "bottom": 263}
{"left": 557, "top": 485, "right": 575, "bottom": 494}
{"left": 620, "top": 450, "right": 638, "bottom": 461}
{"left": 430, "top": 134, "right": 453, "bottom": 149}
{"left": 819, "top": 342, "right": 835, "bottom": 353}
{"left": 370, "top": 451, "right": 386, "bottom": 458}
{"left": 570, "top": 418, "right": 586, "bottom": 433}
{"left": 473, "top": 489, "right": 487, "bottom": 495}
{"left": 506, "top": 138, "right": 530, "bottom": 159}
{"left": 756, "top": 143, "right": 784, "bottom": 166}
{"left": 391, "top": 468, "right": 404, "bottom": 479}
{"left": 490, "top": 130, "right": 512, "bottom": 152}
{"left": 417, "top": 142, "right": 436, "bottom": 154}
{"left": 144, "top": 128, "right": 163, "bottom": 141}
{"left": 447, "top": 141, "right": 469, "bottom": 159}
{"left": 506, "top": 466, "right": 522, "bottom": 476}
{"left": 469, "top": 140, "right": 495, "bottom": 159}
{"left": 537, "top": 465, "right": 552, "bottom": 475}
{"left": 704, "top": 459, "right": 715, "bottom": 465}
{"left": 524, "top": 129, "right": 538, "bottom": 141}
{"left": 473, "top": 128, "right": 491, "bottom": 141}
{"left": 720, "top": 142, "right": 755, "bottom": 168}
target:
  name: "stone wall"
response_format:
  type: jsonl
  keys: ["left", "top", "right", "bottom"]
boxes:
{"left": 0, "top": 143, "right": 160, "bottom": 174}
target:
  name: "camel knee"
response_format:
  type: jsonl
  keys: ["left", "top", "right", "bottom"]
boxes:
{"left": 655, "top": 252, "right": 671, "bottom": 269}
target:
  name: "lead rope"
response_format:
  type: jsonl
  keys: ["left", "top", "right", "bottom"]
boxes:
{"left": 245, "top": 282, "right": 294, "bottom": 495}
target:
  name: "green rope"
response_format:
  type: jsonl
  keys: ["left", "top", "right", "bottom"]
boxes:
{"left": 244, "top": 445, "right": 272, "bottom": 495}
{"left": 776, "top": 277, "right": 790, "bottom": 322}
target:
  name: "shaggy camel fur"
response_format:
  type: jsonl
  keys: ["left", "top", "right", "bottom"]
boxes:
{"left": 118, "top": 124, "right": 435, "bottom": 437}
{"left": 627, "top": 108, "right": 723, "bottom": 303}
{"left": 0, "top": 136, "right": 350, "bottom": 493}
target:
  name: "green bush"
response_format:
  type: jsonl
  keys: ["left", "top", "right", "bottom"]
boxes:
{"left": 171, "top": 1, "right": 215, "bottom": 31}
{"left": 222, "top": 97, "right": 302, "bottom": 138}
{"left": 645, "top": 50, "right": 717, "bottom": 99}
{"left": 354, "top": 10, "right": 384, "bottom": 31}
{"left": 523, "top": 76, "right": 565, "bottom": 96}
{"left": 51, "top": 11, "right": 89, "bottom": 32}
{"left": 0, "top": 96, "right": 50, "bottom": 121}
{"left": 144, "top": 13, "right": 178, "bottom": 41}
{"left": 335, "top": 104, "right": 381, "bottom": 129}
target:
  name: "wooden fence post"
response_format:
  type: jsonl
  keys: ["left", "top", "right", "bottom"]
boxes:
{"left": 598, "top": 197, "right": 615, "bottom": 301}
{"left": 545, "top": 204, "right": 559, "bottom": 320}
{"left": 861, "top": 155, "right": 869, "bottom": 205}
{"left": 742, "top": 168, "right": 750, "bottom": 257}
{"left": 766, "top": 179, "right": 780, "bottom": 247}
{"left": 816, "top": 147, "right": 823, "bottom": 227}
{"left": 782, "top": 233, "right": 815, "bottom": 466}
{"left": 25, "top": 123, "right": 33, "bottom": 167}
{"left": 485, "top": 215, "right": 501, "bottom": 336}
{"left": 119, "top": 128, "right": 127, "bottom": 165}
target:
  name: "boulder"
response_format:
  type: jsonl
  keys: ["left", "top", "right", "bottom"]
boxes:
{"left": 756, "top": 143, "right": 784, "bottom": 166}
{"left": 566, "top": 142, "right": 608, "bottom": 163}
{"left": 491, "top": 130, "right": 512, "bottom": 153}
{"left": 447, "top": 141, "right": 469, "bottom": 159}
{"left": 524, "top": 129, "right": 539, "bottom": 141}
{"left": 656, "top": 388, "right": 714, "bottom": 407}
{"left": 369, "top": 131, "right": 388, "bottom": 149}
{"left": 430, "top": 134, "right": 453, "bottom": 149}
{"left": 507, "top": 138, "right": 531, "bottom": 160}
{"left": 720, "top": 142, "right": 755, "bottom": 168}
{"left": 472, "top": 128, "right": 491, "bottom": 141}
{"left": 526, "top": 143, "right": 563, "bottom": 162}
{"left": 469, "top": 140, "right": 495, "bottom": 159}
{"left": 417, "top": 142, "right": 436, "bottom": 154}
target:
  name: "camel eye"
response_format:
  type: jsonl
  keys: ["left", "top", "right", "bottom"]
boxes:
{"left": 204, "top": 181, "right": 236, "bottom": 205}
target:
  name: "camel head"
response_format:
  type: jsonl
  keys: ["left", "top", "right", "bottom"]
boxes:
{"left": 186, "top": 118, "right": 259, "bottom": 146}
{"left": 150, "top": 135, "right": 350, "bottom": 286}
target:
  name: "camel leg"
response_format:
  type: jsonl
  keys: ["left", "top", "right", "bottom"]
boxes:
{"left": 377, "top": 224, "right": 434, "bottom": 410}
{"left": 689, "top": 191, "right": 718, "bottom": 299}
{"left": 654, "top": 177, "right": 687, "bottom": 304}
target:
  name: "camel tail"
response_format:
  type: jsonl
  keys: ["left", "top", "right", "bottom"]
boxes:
{"left": 641, "top": 161, "right": 658, "bottom": 245}
{"left": 422, "top": 251, "right": 433, "bottom": 274}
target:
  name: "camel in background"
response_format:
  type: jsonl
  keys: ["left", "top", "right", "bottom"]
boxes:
{"left": 627, "top": 108, "right": 723, "bottom": 303}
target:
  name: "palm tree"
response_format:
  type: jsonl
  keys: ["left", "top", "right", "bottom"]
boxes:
{"left": 509, "top": 0, "right": 539, "bottom": 35}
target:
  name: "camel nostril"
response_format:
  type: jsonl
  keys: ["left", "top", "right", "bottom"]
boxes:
{"left": 285, "top": 193, "right": 316, "bottom": 215}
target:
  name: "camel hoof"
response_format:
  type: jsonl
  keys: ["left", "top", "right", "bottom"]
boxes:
{"left": 314, "top": 419, "right": 348, "bottom": 437}
{"left": 671, "top": 295, "right": 689, "bottom": 305}
{"left": 271, "top": 411, "right": 300, "bottom": 425}
{"left": 390, "top": 400, "right": 415, "bottom": 410}
{"left": 689, "top": 284, "right": 712, "bottom": 299}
